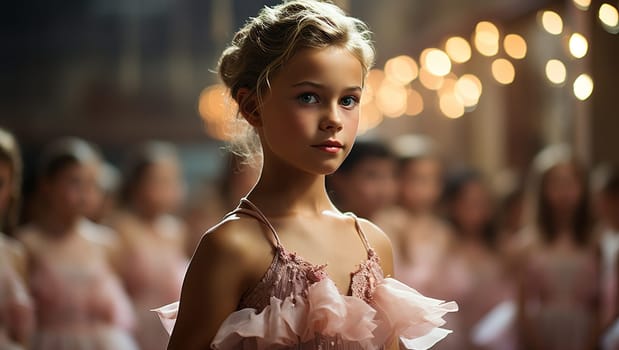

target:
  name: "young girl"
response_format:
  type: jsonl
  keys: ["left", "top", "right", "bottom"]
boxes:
{"left": 518, "top": 144, "right": 599, "bottom": 350}
{"left": 155, "top": 1, "right": 457, "bottom": 349}
{"left": 109, "top": 141, "right": 188, "bottom": 350}
{"left": 17, "top": 137, "right": 138, "bottom": 350}
{"left": 374, "top": 135, "right": 454, "bottom": 300}
{"left": 0, "top": 128, "right": 34, "bottom": 350}
{"left": 441, "top": 169, "right": 516, "bottom": 350}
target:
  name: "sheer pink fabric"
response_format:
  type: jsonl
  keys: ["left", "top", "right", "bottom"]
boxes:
{"left": 154, "top": 199, "right": 457, "bottom": 349}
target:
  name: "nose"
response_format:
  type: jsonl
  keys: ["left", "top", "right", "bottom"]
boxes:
{"left": 319, "top": 103, "right": 343, "bottom": 132}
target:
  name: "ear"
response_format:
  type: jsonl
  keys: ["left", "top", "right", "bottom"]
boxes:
{"left": 236, "top": 88, "right": 262, "bottom": 127}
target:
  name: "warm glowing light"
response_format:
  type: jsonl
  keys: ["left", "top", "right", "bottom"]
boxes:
{"left": 541, "top": 11, "right": 564, "bottom": 35}
{"left": 504, "top": 34, "right": 527, "bottom": 59}
{"left": 384, "top": 55, "right": 419, "bottom": 85}
{"left": 367, "top": 69, "right": 385, "bottom": 87}
{"left": 439, "top": 93, "right": 465, "bottom": 119}
{"left": 419, "top": 67, "right": 445, "bottom": 90}
{"left": 573, "top": 74, "right": 593, "bottom": 100}
{"left": 573, "top": 0, "right": 591, "bottom": 10}
{"left": 568, "top": 33, "right": 588, "bottom": 58}
{"left": 545, "top": 59, "right": 567, "bottom": 85}
{"left": 376, "top": 80, "right": 408, "bottom": 118}
{"left": 405, "top": 88, "right": 424, "bottom": 116}
{"left": 474, "top": 21, "right": 500, "bottom": 57}
{"left": 455, "top": 74, "right": 482, "bottom": 107}
{"left": 198, "top": 84, "right": 232, "bottom": 140}
{"left": 438, "top": 74, "right": 458, "bottom": 97}
{"left": 421, "top": 48, "right": 452, "bottom": 77}
{"left": 359, "top": 102, "right": 383, "bottom": 134}
{"left": 491, "top": 59, "right": 515, "bottom": 85}
{"left": 599, "top": 4, "right": 619, "bottom": 33}
{"left": 445, "top": 36, "right": 472, "bottom": 63}
{"left": 363, "top": 69, "right": 385, "bottom": 106}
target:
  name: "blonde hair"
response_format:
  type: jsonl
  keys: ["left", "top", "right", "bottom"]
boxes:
{"left": 218, "top": 0, "right": 375, "bottom": 162}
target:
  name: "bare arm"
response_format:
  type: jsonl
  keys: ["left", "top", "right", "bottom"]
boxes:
{"left": 167, "top": 219, "right": 265, "bottom": 350}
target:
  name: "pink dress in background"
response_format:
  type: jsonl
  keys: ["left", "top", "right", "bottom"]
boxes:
{"left": 26, "top": 229, "right": 139, "bottom": 350}
{"left": 114, "top": 213, "right": 188, "bottom": 350}
{"left": 155, "top": 199, "right": 458, "bottom": 350}
{"left": 0, "top": 235, "right": 34, "bottom": 350}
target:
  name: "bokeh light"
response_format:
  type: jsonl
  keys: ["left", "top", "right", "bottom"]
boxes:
{"left": 358, "top": 101, "right": 383, "bottom": 134}
{"left": 455, "top": 74, "right": 483, "bottom": 107}
{"left": 376, "top": 80, "right": 408, "bottom": 118}
{"left": 445, "top": 36, "right": 472, "bottom": 63}
{"left": 545, "top": 59, "right": 567, "bottom": 85}
{"left": 405, "top": 88, "right": 424, "bottom": 116}
{"left": 474, "top": 21, "right": 500, "bottom": 56}
{"left": 504, "top": 34, "right": 527, "bottom": 59}
{"left": 198, "top": 84, "right": 231, "bottom": 140}
{"left": 419, "top": 67, "right": 445, "bottom": 90}
{"left": 491, "top": 59, "right": 515, "bottom": 85}
{"left": 439, "top": 93, "right": 465, "bottom": 119}
{"left": 421, "top": 48, "right": 452, "bottom": 77}
{"left": 599, "top": 3, "right": 619, "bottom": 33}
{"left": 573, "top": 0, "right": 591, "bottom": 10}
{"left": 568, "top": 33, "right": 588, "bottom": 58}
{"left": 541, "top": 11, "right": 564, "bottom": 35}
{"left": 384, "top": 55, "right": 419, "bottom": 85}
{"left": 573, "top": 73, "right": 594, "bottom": 100}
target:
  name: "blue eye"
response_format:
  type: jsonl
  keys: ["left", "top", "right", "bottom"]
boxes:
{"left": 340, "top": 96, "right": 359, "bottom": 108}
{"left": 298, "top": 93, "right": 319, "bottom": 104}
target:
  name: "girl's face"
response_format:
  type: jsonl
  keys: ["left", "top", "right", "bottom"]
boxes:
{"left": 0, "top": 161, "right": 12, "bottom": 216}
{"left": 543, "top": 163, "right": 583, "bottom": 216}
{"left": 45, "top": 162, "right": 100, "bottom": 219}
{"left": 400, "top": 158, "right": 443, "bottom": 212}
{"left": 256, "top": 46, "right": 364, "bottom": 175}
{"left": 135, "top": 159, "right": 184, "bottom": 215}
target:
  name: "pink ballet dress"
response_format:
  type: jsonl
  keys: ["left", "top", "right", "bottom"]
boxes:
{"left": 154, "top": 199, "right": 458, "bottom": 350}
{"left": 28, "top": 239, "right": 139, "bottom": 350}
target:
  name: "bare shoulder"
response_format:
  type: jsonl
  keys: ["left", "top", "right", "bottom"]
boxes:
{"left": 168, "top": 214, "right": 274, "bottom": 349}
{"left": 356, "top": 218, "right": 394, "bottom": 277}
{"left": 192, "top": 216, "right": 273, "bottom": 288}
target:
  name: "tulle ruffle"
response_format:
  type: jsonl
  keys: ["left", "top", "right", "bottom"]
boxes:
{"left": 371, "top": 278, "right": 459, "bottom": 349}
{"left": 153, "top": 277, "right": 457, "bottom": 350}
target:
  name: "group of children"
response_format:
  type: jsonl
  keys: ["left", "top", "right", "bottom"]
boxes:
{"left": 0, "top": 131, "right": 188, "bottom": 350}
{"left": 329, "top": 136, "right": 619, "bottom": 350}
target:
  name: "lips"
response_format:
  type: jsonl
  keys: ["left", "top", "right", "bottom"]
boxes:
{"left": 311, "top": 140, "right": 344, "bottom": 154}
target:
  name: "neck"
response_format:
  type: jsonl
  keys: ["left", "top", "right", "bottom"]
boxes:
{"left": 37, "top": 211, "right": 80, "bottom": 238}
{"left": 130, "top": 202, "right": 160, "bottom": 224}
{"left": 247, "top": 157, "right": 336, "bottom": 218}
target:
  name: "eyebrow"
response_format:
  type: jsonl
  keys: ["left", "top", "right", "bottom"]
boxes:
{"left": 291, "top": 81, "right": 362, "bottom": 92}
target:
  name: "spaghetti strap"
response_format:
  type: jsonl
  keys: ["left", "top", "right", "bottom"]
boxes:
{"left": 344, "top": 212, "right": 373, "bottom": 254}
{"left": 224, "top": 198, "right": 282, "bottom": 247}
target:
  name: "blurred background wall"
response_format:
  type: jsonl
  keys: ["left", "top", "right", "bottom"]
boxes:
{"left": 1, "top": 0, "right": 617, "bottom": 190}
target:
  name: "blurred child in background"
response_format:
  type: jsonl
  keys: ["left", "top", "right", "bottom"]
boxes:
{"left": 109, "top": 141, "right": 188, "bottom": 350}
{"left": 591, "top": 164, "right": 619, "bottom": 349}
{"left": 442, "top": 168, "right": 516, "bottom": 350}
{"left": 327, "top": 139, "right": 397, "bottom": 220}
{"left": 375, "top": 134, "right": 454, "bottom": 298}
{"left": 17, "top": 137, "right": 138, "bottom": 350}
{"left": 518, "top": 144, "right": 599, "bottom": 350}
{"left": 0, "top": 128, "right": 34, "bottom": 349}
